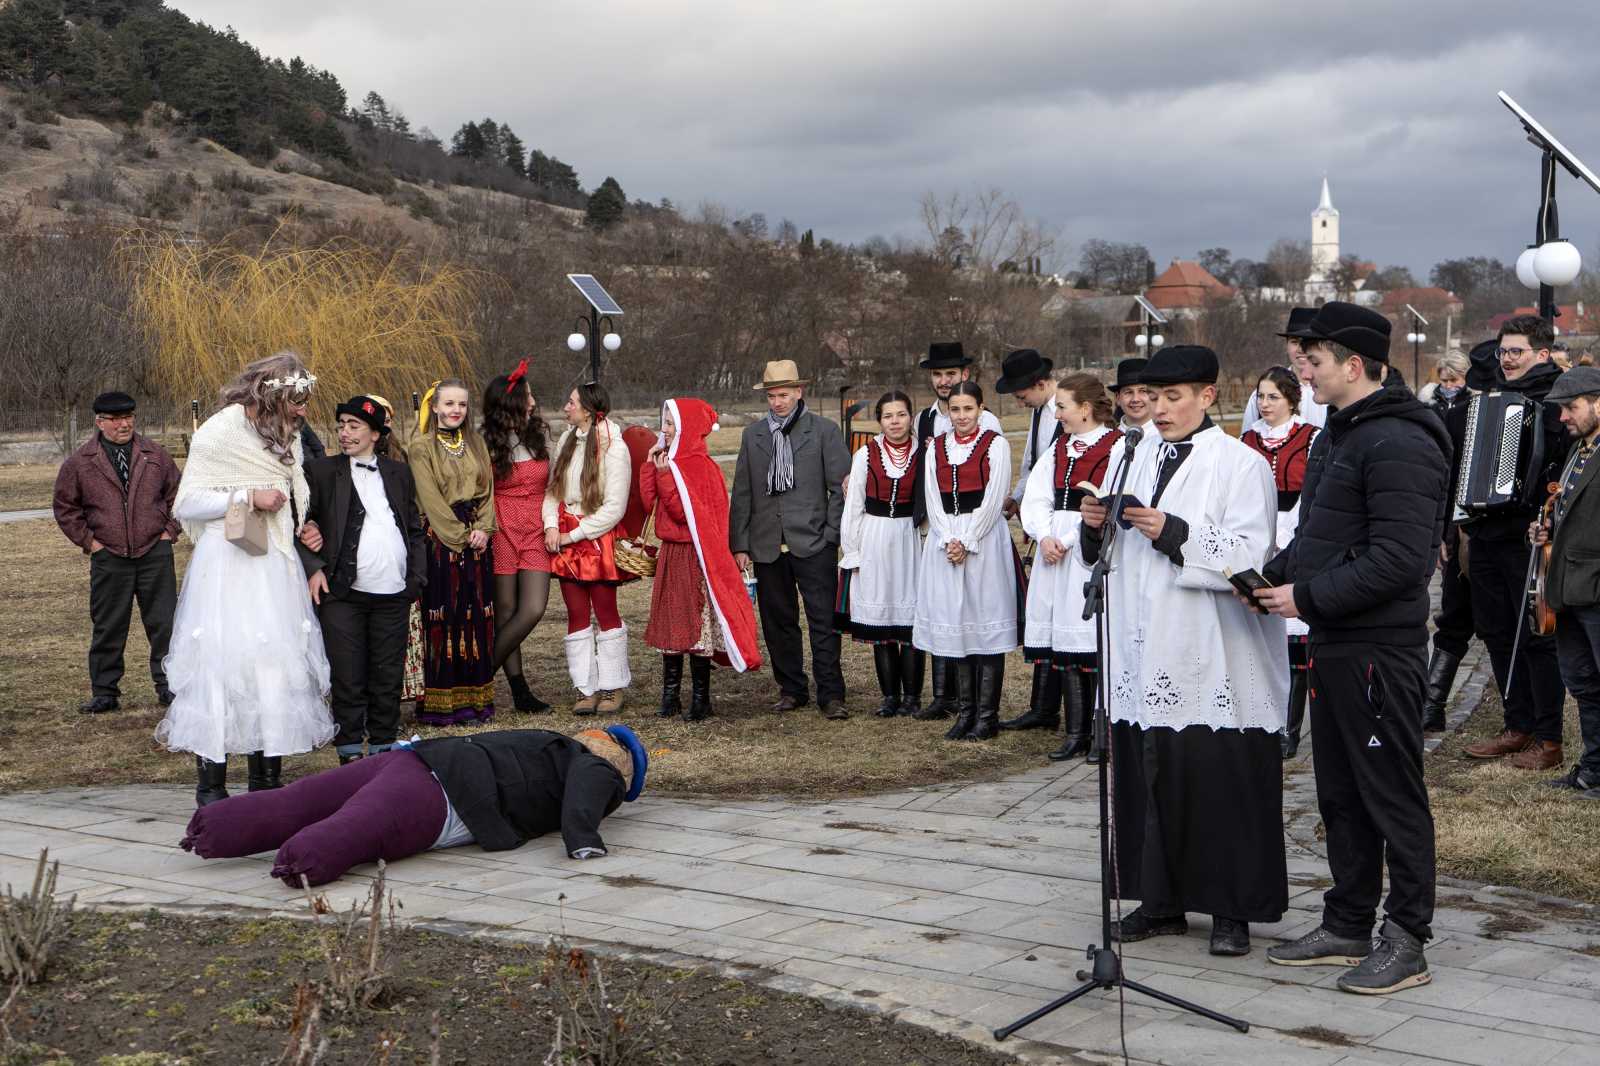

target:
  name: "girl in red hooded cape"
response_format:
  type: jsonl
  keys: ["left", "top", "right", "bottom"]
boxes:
{"left": 640, "top": 397, "right": 762, "bottom": 720}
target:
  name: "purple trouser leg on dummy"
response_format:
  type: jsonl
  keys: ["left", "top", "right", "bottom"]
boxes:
{"left": 181, "top": 750, "right": 447, "bottom": 887}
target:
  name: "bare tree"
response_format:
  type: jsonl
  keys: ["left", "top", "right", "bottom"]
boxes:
{"left": 918, "top": 187, "right": 1057, "bottom": 272}
{"left": 1266, "top": 238, "right": 1313, "bottom": 294}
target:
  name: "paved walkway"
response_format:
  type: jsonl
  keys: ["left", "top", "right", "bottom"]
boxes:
{"left": 0, "top": 507, "right": 51, "bottom": 524}
{"left": 6, "top": 650, "right": 1600, "bottom": 1065}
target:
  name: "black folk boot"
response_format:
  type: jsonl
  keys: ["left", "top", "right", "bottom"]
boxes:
{"left": 506, "top": 672, "right": 551, "bottom": 714}
{"left": 898, "top": 644, "right": 925, "bottom": 718}
{"left": 872, "top": 644, "right": 902, "bottom": 718}
{"left": 944, "top": 658, "right": 978, "bottom": 740}
{"left": 687, "top": 656, "right": 713, "bottom": 721}
{"left": 1050, "top": 669, "right": 1093, "bottom": 761}
{"left": 966, "top": 655, "right": 1005, "bottom": 741}
{"left": 1422, "top": 647, "right": 1460, "bottom": 732}
{"left": 195, "top": 755, "right": 229, "bottom": 807}
{"left": 1282, "top": 671, "right": 1309, "bottom": 759}
{"left": 246, "top": 751, "right": 283, "bottom": 792}
{"left": 1001, "top": 661, "right": 1061, "bottom": 731}
{"left": 916, "top": 656, "right": 955, "bottom": 720}
{"left": 655, "top": 654, "right": 684, "bottom": 718}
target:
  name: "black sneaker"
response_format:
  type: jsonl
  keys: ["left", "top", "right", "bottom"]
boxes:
{"left": 1111, "top": 906, "right": 1188, "bottom": 943}
{"left": 1267, "top": 925, "right": 1371, "bottom": 967}
{"left": 1209, "top": 917, "right": 1250, "bottom": 956}
{"left": 1337, "top": 919, "right": 1429, "bottom": 995}
{"left": 1547, "top": 765, "right": 1600, "bottom": 791}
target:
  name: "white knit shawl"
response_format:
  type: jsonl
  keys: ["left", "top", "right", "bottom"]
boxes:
{"left": 176, "top": 403, "right": 309, "bottom": 557}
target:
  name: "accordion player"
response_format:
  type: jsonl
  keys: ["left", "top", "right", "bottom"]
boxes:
{"left": 1454, "top": 390, "right": 1548, "bottom": 517}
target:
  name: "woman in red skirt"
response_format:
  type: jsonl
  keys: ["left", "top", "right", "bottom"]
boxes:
{"left": 641, "top": 397, "right": 761, "bottom": 719}
{"left": 484, "top": 362, "right": 553, "bottom": 713}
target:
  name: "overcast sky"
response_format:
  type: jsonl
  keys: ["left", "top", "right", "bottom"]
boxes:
{"left": 171, "top": 0, "right": 1600, "bottom": 279}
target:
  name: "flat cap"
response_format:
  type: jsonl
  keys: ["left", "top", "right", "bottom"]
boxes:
{"left": 1547, "top": 365, "right": 1600, "bottom": 404}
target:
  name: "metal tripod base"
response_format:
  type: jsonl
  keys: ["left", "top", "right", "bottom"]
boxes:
{"left": 992, "top": 943, "right": 1250, "bottom": 1040}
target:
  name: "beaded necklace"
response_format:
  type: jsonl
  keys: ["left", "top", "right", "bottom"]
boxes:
{"left": 437, "top": 426, "right": 466, "bottom": 459}
{"left": 875, "top": 435, "right": 915, "bottom": 517}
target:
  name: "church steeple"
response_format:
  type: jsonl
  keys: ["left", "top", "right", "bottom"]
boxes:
{"left": 1309, "top": 175, "right": 1341, "bottom": 293}
{"left": 1316, "top": 175, "right": 1337, "bottom": 215}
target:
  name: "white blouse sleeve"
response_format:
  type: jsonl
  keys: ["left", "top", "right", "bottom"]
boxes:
{"left": 576, "top": 422, "right": 632, "bottom": 540}
{"left": 1019, "top": 446, "right": 1056, "bottom": 543}
{"left": 1174, "top": 447, "right": 1277, "bottom": 592}
{"left": 543, "top": 429, "right": 569, "bottom": 532}
{"left": 959, "top": 436, "right": 1011, "bottom": 554}
{"left": 174, "top": 488, "right": 248, "bottom": 523}
{"left": 923, "top": 445, "right": 953, "bottom": 549}
{"left": 837, "top": 447, "right": 869, "bottom": 570}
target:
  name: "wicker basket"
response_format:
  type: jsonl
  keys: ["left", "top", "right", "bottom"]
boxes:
{"left": 615, "top": 513, "right": 658, "bottom": 578}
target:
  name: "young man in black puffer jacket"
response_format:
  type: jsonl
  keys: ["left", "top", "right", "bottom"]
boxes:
{"left": 1255, "top": 302, "right": 1450, "bottom": 995}
{"left": 1460, "top": 315, "right": 1570, "bottom": 769}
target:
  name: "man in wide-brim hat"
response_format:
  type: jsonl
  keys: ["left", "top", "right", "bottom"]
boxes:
{"left": 995, "top": 347, "right": 1056, "bottom": 520}
{"left": 915, "top": 341, "right": 1002, "bottom": 446}
{"left": 1242, "top": 307, "right": 1327, "bottom": 430}
{"left": 729, "top": 359, "right": 852, "bottom": 719}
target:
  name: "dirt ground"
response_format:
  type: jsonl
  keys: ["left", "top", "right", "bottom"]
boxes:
{"left": 1, "top": 909, "right": 1018, "bottom": 1066}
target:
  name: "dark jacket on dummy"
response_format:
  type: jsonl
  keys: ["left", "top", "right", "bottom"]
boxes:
{"left": 410, "top": 730, "right": 625, "bottom": 856}
{"left": 1263, "top": 384, "right": 1451, "bottom": 646}
{"left": 1461, "top": 360, "right": 1566, "bottom": 543}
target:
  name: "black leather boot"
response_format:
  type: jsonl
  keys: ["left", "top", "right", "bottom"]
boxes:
{"left": 1085, "top": 671, "right": 1106, "bottom": 765}
{"left": 1001, "top": 661, "right": 1060, "bottom": 731}
{"left": 944, "top": 658, "right": 978, "bottom": 740}
{"left": 1422, "top": 647, "right": 1460, "bottom": 732}
{"left": 686, "top": 655, "right": 713, "bottom": 721}
{"left": 195, "top": 755, "right": 228, "bottom": 807}
{"left": 1282, "top": 671, "right": 1308, "bottom": 759}
{"left": 1049, "top": 669, "right": 1093, "bottom": 760}
{"left": 965, "top": 655, "right": 1005, "bottom": 741}
{"left": 872, "top": 644, "right": 902, "bottom": 717}
{"left": 916, "top": 656, "right": 954, "bottom": 720}
{"left": 898, "top": 644, "right": 925, "bottom": 718}
{"left": 247, "top": 751, "right": 283, "bottom": 792}
{"left": 506, "top": 672, "right": 551, "bottom": 713}
{"left": 655, "top": 654, "right": 684, "bottom": 718}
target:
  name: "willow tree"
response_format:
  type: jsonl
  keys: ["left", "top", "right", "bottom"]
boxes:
{"left": 122, "top": 229, "right": 482, "bottom": 436}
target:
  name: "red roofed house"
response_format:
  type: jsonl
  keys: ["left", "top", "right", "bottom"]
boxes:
{"left": 1144, "top": 259, "right": 1236, "bottom": 318}
{"left": 1486, "top": 303, "right": 1600, "bottom": 338}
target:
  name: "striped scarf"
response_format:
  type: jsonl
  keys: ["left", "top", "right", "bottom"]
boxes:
{"left": 765, "top": 398, "right": 805, "bottom": 495}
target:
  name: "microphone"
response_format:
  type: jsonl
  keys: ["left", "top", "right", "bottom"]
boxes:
{"left": 1123, "top": 426, "right": 1143, "bottom": 449}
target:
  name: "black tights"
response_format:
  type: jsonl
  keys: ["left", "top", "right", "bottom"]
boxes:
{"left": 490, "top": 570, "right": 551, "bottom": 678}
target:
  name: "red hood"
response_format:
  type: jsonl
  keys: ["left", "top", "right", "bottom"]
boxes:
{"left": 664, "top": 397, "right": 718, "bottom": 461}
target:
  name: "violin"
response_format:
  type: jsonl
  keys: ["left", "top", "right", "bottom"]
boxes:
{"left": 1529, "top": 481, "right": 1560, "bottom": 637}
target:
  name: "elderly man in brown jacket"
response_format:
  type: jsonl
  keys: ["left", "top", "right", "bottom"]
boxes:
{"left": 53, "top": 391, "right": 182, "bottom": 714}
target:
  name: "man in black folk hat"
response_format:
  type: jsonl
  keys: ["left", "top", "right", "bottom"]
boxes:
{"left": 1078, "top": 344, "right": 1290, "bottom": 959}
{"left": 296, "top": 396, "right": 426, "bottom": 773}
{"left": 1241, "top": 307, "right": 1328, "bottom": 430}
{"left": 995, "top": 348, "right": 1057, "bottom": 520}
{"left": 1111, "top": 358, "right": 1153, "bottom": 436}
{"left": 53, "top": 391, "right": 183, "bottom": 714}
{"left": 1259, "top": 302, "right": 1449, "bottom": 994}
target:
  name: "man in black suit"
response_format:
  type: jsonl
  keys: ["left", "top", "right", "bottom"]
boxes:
{"left": 297, "top": 396, "right": 426, "bottom": 764}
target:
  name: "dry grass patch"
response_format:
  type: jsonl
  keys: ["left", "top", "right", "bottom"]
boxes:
{"left": 1428, "top": 685, "right": 1600, "bottom": 903}
{"left": 0, "top": 464, "right": 58, "bottom": 511}
{"left": 0, "top": 515, "right": 1056, "bottom": 798}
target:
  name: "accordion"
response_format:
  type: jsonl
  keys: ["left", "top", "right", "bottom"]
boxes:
{"left": 1455, "top": 391, "right": 1546, "bottom": 516}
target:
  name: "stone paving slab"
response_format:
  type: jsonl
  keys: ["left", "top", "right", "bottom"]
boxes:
{"left": 9, "top": 646, "right": 1600, "bottom": 1065}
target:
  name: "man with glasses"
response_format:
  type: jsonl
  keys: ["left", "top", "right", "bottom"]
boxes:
{"left": 52, "top": 391, "right": 183, "bottom": 714}
{"left": 1462, "top": 315, "right": 1570, "bottom": 768}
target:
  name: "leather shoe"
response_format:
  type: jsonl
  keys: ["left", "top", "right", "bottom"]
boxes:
{"left": 1463, "top": 730, "right": 1532, "bottom": 760}
{"left": 772, "top": 692, "right": 809, "bottom": 713}
{"left": 1209, "top": 917, "right": 1251, "bottom": 956}
{"left": 78, "top": 695, "right": 119, "bottom": 714}
{"left": 819, "top": 700, "right": 850, "bottom": 721}
{"left": 157, "top": 688, "right": 176, "bottom": 707}
{"left": 1111, "top": 906, "right": 1187, "bottom": 943}
{"left": 1506, "top": 740, "right": 1562, "bottom": 771}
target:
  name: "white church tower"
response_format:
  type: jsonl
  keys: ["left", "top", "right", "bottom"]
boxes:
{"left": 1305, "top": 177, "right": 1339, "bottom": 302}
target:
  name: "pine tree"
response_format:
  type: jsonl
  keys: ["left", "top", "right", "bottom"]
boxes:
{"left": 584, "top": 176, "right": 626, "bottom": 231}
{"left": 500, "top": 127, "right": 526, "bottom": 178}
{"left": 361, "top": 90, "right": 390, "bottom": 131}
{"left": 450, "top": 120, "right": 485, "bottom": 160}
{"left": 799, "top": 229, "right": 816, "bottom": 257}
{"left": 477, "top": 117, "right": 502, "bottom": 165}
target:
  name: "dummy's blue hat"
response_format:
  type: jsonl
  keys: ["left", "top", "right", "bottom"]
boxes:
{"left": 604, "top": 724, "right": 648, "bottom": 802}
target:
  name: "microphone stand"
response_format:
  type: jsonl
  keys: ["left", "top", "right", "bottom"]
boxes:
{"left": 995, "top": 427, "right": 1249, "bottom": 1040}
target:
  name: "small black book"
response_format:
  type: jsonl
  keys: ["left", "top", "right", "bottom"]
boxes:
{"left": 1224, "top": 567, "right": 1272, "bottom": 613}
{"left": 1073, "top": 481, "right": 1147, "bottom": 530}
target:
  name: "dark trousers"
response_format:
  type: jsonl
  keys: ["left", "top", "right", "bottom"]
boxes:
{"left": 1308, "top": 641, "right": 1436, "bottom": 942}
{"left": 1557, "top": 606, "right": 1600, "bottom": 779}
{"left": 1468, "top": 535, "right": 1566, "bottom": 741}
{"left": 318, "top": 590, "right": 411, "bottom": 754}
{"left": 1432, "top": 537, "right": 1474, "bottom": 658}
{"left": 755, "top": 549, "right": 845, "bottom": 704}
{"left": 88, "top": 541, "right": 176, "bottom": 698}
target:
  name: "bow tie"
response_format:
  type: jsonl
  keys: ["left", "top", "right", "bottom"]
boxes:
{"left": 1070, "top": 440, "right": 1088, "bottom": 455}
{"left": 353, "top": 460, "right": 378, "bottom": 472}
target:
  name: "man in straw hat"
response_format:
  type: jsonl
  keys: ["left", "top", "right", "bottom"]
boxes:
{"left": 730, "top": 359, "right": 852, "bottom": 718}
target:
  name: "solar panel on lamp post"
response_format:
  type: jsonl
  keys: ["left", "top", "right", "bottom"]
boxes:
{"left": 565, "top": 274, "right": 623, "bottom": 384}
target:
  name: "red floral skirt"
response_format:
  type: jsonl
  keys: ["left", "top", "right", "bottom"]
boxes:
{"left": 550, "top": 505, "right": 625, "bottom": 583}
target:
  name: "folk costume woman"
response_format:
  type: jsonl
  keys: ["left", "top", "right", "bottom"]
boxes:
{"left": 641, "top": 398, "right": 762, "bottom": 720}
{"left": 911, "top": 382, "right": 1019, "bottom": 741}
{"left": 545, "top": 382, "right": 633, "bottom": 715}
{"left": 1240, "top": 366, "right": 1318, "bottom": 758}
{"left": 484, "top": 362, "right": 554, "bottom": 714}
{"left": 1013, "top": 373, "right": 1122, "bottom": 762}
{"left": 837, "top": 391, "right": 924, "bottom": 718}
{"left": 407, "top": 379, "right": 498, "bottom": 726}
{"left": 156, "top": 352, "right": 335, "bottom": 806}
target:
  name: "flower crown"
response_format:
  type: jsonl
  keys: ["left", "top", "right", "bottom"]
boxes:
{"left": 264, "top": 373, "right": 317, "bottom": 393}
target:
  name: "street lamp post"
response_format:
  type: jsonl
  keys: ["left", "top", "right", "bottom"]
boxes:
{"left": 1132, "top": 293, "right": 1167, "bottom": 359}
{"left": 1404, "top": 303, "right": 1428, "bottom": 389}
{"left": 1498, "top": 93, "right": 1597, "bottom": 325}
{"left": 564, "top": 274, "right": 624, "bottom": 384}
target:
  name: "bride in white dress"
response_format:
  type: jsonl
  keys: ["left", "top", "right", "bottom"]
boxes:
{"left": 156, "top": 352, "right": 334, "bottom": 806}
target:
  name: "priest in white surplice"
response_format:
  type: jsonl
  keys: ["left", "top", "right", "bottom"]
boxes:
{"left": 1077, "top": 344, "right": 1289, "bottom": 959}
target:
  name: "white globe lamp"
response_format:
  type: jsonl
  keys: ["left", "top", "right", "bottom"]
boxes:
{"left": 1534, "top": 239, "right": 1582, "bottom": 287}
{"left": 1151, "top": 334, "right": 1165, "bottom": 348}
{"left": 1134, "top": 334, "right": 1148, "bottom": 348}
{"left": 566, "top": 332, "right": 587, "bottom": 352}
{"left": 603, "top": 332, "right": 622, "bottom": 352}
{"left": 1516, "top": 246, "right": 1542, "bottom": 290}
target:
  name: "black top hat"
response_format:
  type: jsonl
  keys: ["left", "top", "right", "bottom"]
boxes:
{"left": 1275, "top": 306, "right": 1318, "bottom": 340}
{"left": 920, "top": 341, "right": 971, "bottom": 369}
{"left": 1140, "top": 345, "right": 1219, "bottom": 386}
{"left": 1113, "top": 358, "right": 1148, "bottom": 390}
{"left": 994, "top": 348, "right": 1054, "bottom": 394}
{"left": 336, "top": 395, "right": 390, "bottom": 435}
{"left": 1305, "top": 301, "right": 1391, "bottom": 364}
{"left": 92, "top": 391, "right": 135, "bottom": 415}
